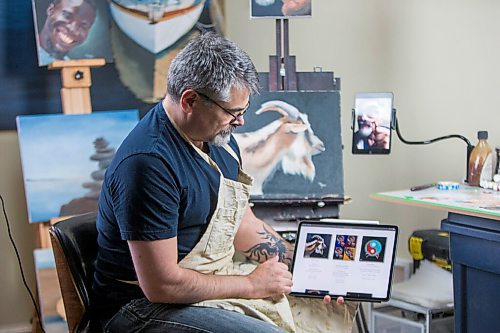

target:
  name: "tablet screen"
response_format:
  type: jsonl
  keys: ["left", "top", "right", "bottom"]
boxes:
{"left": 352, "top": 92, "right": 394, "bottom": 155}
{"left": 291, "top": 221, "right": 398, "bottom": 301}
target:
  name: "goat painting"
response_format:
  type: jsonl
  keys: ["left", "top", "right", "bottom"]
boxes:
{"left": 233, "top": 91, "right": 343, "bottom": 199}
{"left": 234, "top": 100, "right": 325, "bottom": 195}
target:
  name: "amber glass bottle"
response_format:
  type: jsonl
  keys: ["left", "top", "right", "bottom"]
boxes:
{"left": 468, "top": 131, "right": 493, "bottom": 186}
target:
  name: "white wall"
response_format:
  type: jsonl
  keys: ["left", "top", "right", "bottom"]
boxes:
{"left": 2, "top": 0, "right": 500, "bottom": 327}
{"left": 0, "top": 131, "right": 37, "bottom": 327}
{"left": 226, "top": 0, "right": 500, "bottom": 259}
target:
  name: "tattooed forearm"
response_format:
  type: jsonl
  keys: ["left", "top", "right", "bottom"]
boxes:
{"left": 243, "top": 225, "right": 294, "bottom": 269}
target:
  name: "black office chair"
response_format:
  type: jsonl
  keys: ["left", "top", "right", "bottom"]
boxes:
{"left": 49, "top": 211, "right": 99, "bottom": 333}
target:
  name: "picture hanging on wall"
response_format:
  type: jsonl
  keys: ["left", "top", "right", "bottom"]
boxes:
{"left": 109, "top": 0, "right": 225, "bottom": 103}
{"left": 16, "top": 110, "right": 139, "bottom": 223}
{"left": 31, "top": 0, "right": 114, "bottom": 66}
{"left": 233, "top": 90, "right": 343, "bottom": 199}
{"left": 250, "top": 0, "right": 312, "bottom": 18}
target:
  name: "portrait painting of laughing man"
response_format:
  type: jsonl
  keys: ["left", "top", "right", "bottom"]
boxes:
{"left": 32, "top": 0, "right": 112, "bottom": 66}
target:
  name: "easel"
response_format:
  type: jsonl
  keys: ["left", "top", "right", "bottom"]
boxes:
{"left": 251, "top": 18, "right": 368, "bottom": 332}
{"left": 34, "top": 58, "right": 105, "bottom": 248}
{"left": 251, "top": 18, "right": 346, "bottom": 226}
{"left": 32, "top": 58, "right": 104, "bottom": 333}
{"left": 264, "top": 19, "right": 340, "bottom": 92}
{"left": 49, "top": 58, "right": 105, "bottom": 114}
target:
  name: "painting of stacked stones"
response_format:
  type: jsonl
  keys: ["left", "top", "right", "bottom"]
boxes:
{"left": 59, "top": 137, "right": 116, "bottom": 216}
{"left": 17, "top": 110, "right": 139, "bottom": 223}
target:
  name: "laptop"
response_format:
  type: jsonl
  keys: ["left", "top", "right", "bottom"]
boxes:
{"left": 290, "top": 220, "right": 399, "bottom": 302}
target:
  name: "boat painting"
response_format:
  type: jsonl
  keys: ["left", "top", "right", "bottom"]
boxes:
{"left": 109, "top": 0, "right": 205, "bottom": 54}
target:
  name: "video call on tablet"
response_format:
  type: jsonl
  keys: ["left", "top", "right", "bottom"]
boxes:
{"left": 291, "top": 221, "right": 398, "bottom": 302}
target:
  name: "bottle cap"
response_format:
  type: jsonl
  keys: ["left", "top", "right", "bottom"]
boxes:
{"left": 478, "top": 131, "right": 488, "bottom": 140}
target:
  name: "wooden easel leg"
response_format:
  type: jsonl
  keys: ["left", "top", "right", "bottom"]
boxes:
{"left": 33, "top": 224, "right": 44, "bottom": 333}
{"left": 32, "top": 308, "right": 43, "bottom": 333}
{"left": 60, "top": 87, "right": 92, "bottom": 114}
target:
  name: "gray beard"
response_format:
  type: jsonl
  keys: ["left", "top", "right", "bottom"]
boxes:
{"left": 209, "top": 126, "right": 234, "bottom": 146}
{"left": 359, "top": 127, "right": 373, "bottom": 138}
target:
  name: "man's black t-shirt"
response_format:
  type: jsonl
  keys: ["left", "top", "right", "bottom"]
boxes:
{"left": 92, "top": 102, "right": 241, "bottom": 319}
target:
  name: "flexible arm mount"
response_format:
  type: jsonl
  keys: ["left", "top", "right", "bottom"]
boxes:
{"left": 393, "top": 110, "right": 474, "bottom": 182}
{"left": 394, "top": 116, "right": 472, "bottom": 147}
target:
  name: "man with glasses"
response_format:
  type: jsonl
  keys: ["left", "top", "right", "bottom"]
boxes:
{"left": 194, "top": 91, "right": 250, "bottom": 146}
{"left": 93, "top": 32, "right": 350, "bottom": 333}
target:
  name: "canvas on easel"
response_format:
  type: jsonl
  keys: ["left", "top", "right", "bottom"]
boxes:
{"left": 234, "top": 91, "right": 343, "bottom": 199}
{"left": 16, "top": 110, "right": 139, "bottom": 223}
{"left": 18, "top": 109, "right": 139, "bottom": 333}
{"left": 250, "top": 0, "right": 312, "bottom": 18}
{"left": 243, "top": 13, "right": 346, "bottom": 230}
{"left": 31, "top": 0, "right": 113, "bottom": 66}
{"left": 29, "top": 3, "right": 134, "bottom": 331}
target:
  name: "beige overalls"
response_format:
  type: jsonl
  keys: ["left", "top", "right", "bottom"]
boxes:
{"left": 170, "top": 122, "right": 357, "bottom": 332}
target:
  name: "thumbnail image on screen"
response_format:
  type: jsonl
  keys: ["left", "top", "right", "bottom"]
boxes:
{"left": 360, "top": 236, "right": 387, "bottom": 262}
{"left": 303, "top": 233, "right": 332, "bottom": 259}
{"left": 333, "top": 234, "right": 357, "bottom": 261}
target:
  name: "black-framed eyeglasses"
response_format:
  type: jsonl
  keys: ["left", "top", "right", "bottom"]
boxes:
{"left": 196, "top": 91, "right": 250, "bottom": 124}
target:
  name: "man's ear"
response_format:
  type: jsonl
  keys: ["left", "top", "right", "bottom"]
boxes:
{"left": 180, "top": 90, "right": 198, "bottom": 115}
{"left": 46, "top": 3, "right": 55, "bottom": 16}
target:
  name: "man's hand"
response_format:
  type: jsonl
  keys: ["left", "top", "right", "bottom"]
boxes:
{"left": 246, "top": 256, "right": 293, "bottom": 299}
{"left": 322, "top": 295, "right": 345, "bottom": 305}
{"left": 368, "top": 125, "right": 390, "bottom": 149}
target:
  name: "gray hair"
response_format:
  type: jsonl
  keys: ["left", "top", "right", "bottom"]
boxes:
{"left": 167, "top": 32, "right": 259, "bottom": 103}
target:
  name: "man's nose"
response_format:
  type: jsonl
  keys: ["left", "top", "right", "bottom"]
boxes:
{"left": 67, "top": 20, "right": 78, "bottom": 32}
{"left": 68, "top": 20, "right": 84, "bottom": 35}
{"left": 233, "top": 115, "right": 245, "bottom": 127}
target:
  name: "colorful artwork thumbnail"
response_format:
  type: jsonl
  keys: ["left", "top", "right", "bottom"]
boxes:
{"left": 360, "top": 236, "right": 387, "bottom": 262}
{"left": 333, "top": 234, "right": 357, "bottom": 261}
